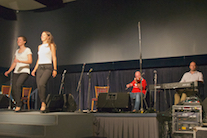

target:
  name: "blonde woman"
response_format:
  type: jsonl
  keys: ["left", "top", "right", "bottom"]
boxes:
{"left": 31, "top": 31, "right": 57, "bottom": 113}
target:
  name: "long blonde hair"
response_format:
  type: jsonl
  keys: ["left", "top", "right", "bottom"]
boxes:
{"left": 43, "top": 31, "right": 56, "bottom": 49}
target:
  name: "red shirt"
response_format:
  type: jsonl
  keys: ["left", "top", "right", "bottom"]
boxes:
{"left": 131, "top": 79, "right": 147, "bottom": 94}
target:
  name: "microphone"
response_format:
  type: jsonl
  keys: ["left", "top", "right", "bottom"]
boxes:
{"left": 87, "top": 68, "right": 93, "bottom": 75}
{"left": 62, "top": 70, "right": 67, "bottom": 77}
{"left": 63, "top": 70, "right": 67, "bottom": 74}
{"left": 107, "top": 70, "right": 111, "bottom": 80}
{"left": 61, "top": 70, "right": 67, "bottom": 83}
{"left": 82, "top": 63, "right": 86, "bottom": 69}
{"left": 154, "top": 70, "right": 157, "bottom": 84}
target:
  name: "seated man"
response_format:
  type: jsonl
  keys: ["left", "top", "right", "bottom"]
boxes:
{"left": 126, "top": 71, "right": 147, "bottom": 112}
{"left": 174, "top": 61, "right": 203, "bottom": 105}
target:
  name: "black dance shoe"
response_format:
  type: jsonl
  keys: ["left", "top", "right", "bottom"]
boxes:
{"left": 40, "top": 109, "right": 48, "bottom": 113}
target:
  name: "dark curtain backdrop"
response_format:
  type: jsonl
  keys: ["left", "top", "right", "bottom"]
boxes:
{"left": 5, "top": 64, "right": 203, "bottom": 112}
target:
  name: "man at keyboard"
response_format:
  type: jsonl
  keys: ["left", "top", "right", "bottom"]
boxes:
{"left": 174, "top": 61, "right": 203, "bottom": 105}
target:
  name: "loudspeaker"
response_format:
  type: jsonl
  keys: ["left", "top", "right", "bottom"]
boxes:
{"left": 0, "top": 94, "right": 10, "bottom": 108}
{"left": 97, "top": 93, "right": 131, "bottom": 112}
{"left": 202, "top": 97, "right": 207, "bottom": 116}
{"left": 46, "top": 94, "right": 64, "bottom": 112}
{"left": 46, "top": 94, "right": 77, "bottom": 112}
{"left": 193, "top": 127, "right": 207, "bottom": 138}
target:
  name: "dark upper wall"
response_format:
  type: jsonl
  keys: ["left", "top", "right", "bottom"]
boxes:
{"left": 0, "top": 18, "right": 17, "bottom": 67}
{"left": 0, "top": 0, "right": 207, "bottom": 68}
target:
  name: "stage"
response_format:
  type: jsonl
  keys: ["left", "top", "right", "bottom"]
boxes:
{"left": 0, "top": 110, "right": 159, "bottom": 138}
{"left": 93, "top": 113, "right": 159, "bottom": 138}
{"left": 0, "top": 110, "right": 94, "bottom": 138}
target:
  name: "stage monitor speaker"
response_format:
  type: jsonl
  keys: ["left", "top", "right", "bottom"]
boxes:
{"left": 46, "top": 94, "right": 77, "bottom": 112}
{"left": 193, "top": 127, "right": 207, "bottom": 138}
{"left": 0, "top": 94, "right": 10, "bottom": 108}
{"left": 202, "top": 97, "right": 207, "bottom": 116}
{"left": 97, "top": 93, "right": 131, "bottom": 112}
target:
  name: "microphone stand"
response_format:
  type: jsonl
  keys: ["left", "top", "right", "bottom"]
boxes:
{"left": 138, "top": 22, "right": 144, "bottom": 113}
{"left": 153, "top": 70, "right": 157, "bottom": 112}
{"left": 59, "top": 70, "right": 67, "bottom": 94}
{"left": 86, "top": 69, "right": 92, "bottom": 112}
{"left": 8, "top": 73, "right": 13, "bottom": 110}
{"left": 107, "top": 71, "right": 111, "bottom": 88}
{"left": 8, "top": 48, "right": 17, "bottom": 110}
{"left": 76, "top": 63, "right": 85, "bottom": 112}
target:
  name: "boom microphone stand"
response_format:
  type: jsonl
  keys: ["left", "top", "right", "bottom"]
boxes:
{"left": 86, "top": 68, "right": 93, "bottom": 112}
{"left": 138, "top": 22, "right": 144, "bottom": 113}
{"left": 76, "top": 63, "right": 85, "bottom": 112}
{"left": 59, "top": 70, "right": 67, "bottom": 94}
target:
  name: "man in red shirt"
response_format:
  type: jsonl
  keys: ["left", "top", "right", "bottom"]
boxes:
{"left": 126, "top": 71, "right": 147, "bottom": 112}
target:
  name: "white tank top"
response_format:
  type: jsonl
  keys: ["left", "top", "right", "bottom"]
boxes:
{"left": 38, "top": 43, "right": 52, "bottom": 64}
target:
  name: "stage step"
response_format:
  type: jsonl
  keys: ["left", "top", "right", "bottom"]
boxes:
{"left": 0, "top": 111, "right": 94, "bottom": 138}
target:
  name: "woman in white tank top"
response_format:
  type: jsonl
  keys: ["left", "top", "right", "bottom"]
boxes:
{"left": 31, "top": 31, "right": 57, "bottom": 113}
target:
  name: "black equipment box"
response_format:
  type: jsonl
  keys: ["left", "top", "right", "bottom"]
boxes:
{"left": 46, "top": 93, "right": 76, "bottom": 112}
{"left": 193, "top": 126, "right": 207, "bottom": 138}
{"left": 0, "top": 94, "right": 14, "bottom": 109}
{"left": 183, "top": 96, "right": 201, "bottom": 105}
{"left": 97, "top": 93, "right": 131, "bottom": 112}
{"left": 172, "top": 105, "right": 202, "bottom": 134}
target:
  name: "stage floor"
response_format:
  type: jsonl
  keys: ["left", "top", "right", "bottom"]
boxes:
{"left": 0, "top": 110, "right": 159, "bottom": 138}
{"left": 0, "top": 110, "right": 94, "bottom": 138}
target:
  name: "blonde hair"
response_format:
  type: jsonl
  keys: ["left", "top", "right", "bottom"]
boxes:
{"left": 43, "top": 31, "right": 56, "bottom": 49}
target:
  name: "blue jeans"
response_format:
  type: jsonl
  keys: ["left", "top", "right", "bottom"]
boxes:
{"left": 130, "top": 92, "right": 143, "bottom": 111}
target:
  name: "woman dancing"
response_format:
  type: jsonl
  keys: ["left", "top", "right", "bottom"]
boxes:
{"left": 31, "top": 31, "right": 57, "bottom": 113}
{"left": 4, "top": 36, "right": 32, "bottom": 112}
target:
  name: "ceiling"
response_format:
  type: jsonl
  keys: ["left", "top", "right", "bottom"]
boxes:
{"left": 0, "top": 0, "right": 75, "bottom": 11}
{"left": 0, "top": 0, "right": 76, "bottom": 20}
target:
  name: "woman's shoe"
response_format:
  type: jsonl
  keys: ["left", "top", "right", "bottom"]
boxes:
{"left": 15, "top": 107, "right": 21, "bottom": 112}
{"left": 40, "top": 105, "right": 47, "bottom": 113}
{"left": 40, "top": 110, "right": 47, "bottom": 113}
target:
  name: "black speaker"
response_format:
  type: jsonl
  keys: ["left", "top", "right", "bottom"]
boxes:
{"left": 46, "top": 94, "right": 64, "bottom": 112}
{"left": 0, "top": 94, "right": 10, "bottom": 108}
{"left": 46, "top": 94, "right": 77, "bottom": 112}
{"left": 202, "top": 97, "right": 207, "bottom": 116}
{"left": 97, "top": 93, "right": 131, "bottom": 112}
